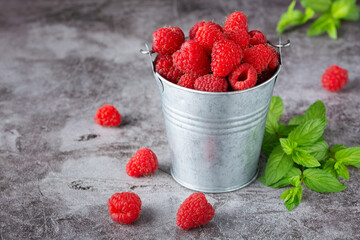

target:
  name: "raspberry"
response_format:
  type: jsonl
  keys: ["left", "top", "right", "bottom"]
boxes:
{"left": 154, "top": 55, "right": 184, "bottom": 83}
{"left": 178, "top": 74, "right": 196, "bottom": 89}
{"left": 173, "top": 40, "right": 210, "bottom": 77}
{"left": 228, "top": 63, "right": 257, "bottom": 90}
{"left": 223, "top": 11, "right": 248, "bottom": 32}
{"left": 126, "top": 148, "right": 159, "bottom": 177}
{"left": 189, "top": 21, "right": 222, "bottom": 40}
{"left": 194, "top": 74, "right": 228, "bottom": 92}
{"left": 224, "top": 28, "right": 250, "bottom": 50}
{"left": 94, "top": 104, "right": 122, "bottom": 127}
{"left": 243, "top": 44, "right": 273, "bottom": 74}
{"left": 321, "top": 65, "right": 348, "bottom": 92}
{"left": 248, "top": 30, "right": 267, "bottom": 46}
{"left": 108, "top": 192, "right": 141, "bottom": 224}
{"left": 176, "top": 193, "right": 215, "bottom": 230}
{"left": 268, "top": 45, "right": 279, "bottom": 70}
{"left": 152, "top": 26, "right": 185, "bottom": 55}
{"left": 211, "top": 39, "right": 243, "bottom": 77}
{"left": 194, "top": 22, "right": 227, "bottom": 54}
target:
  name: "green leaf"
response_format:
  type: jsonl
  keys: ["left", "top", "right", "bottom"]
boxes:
{"left": 264, "top": 146, "right": 294, "bottom": 185}
{"left": 269, "top": 96, "right": 284, "bottom": 119}
{"left": 343, "top": 3, "right": 360, "bottom": 20}
{"left": 280, "top": 138, "right": 298, "bottom": 155}
{"left": 335, "top": 147, "right": 360, "bottom": 168}
{"left": 334, "top": 161, "right": 350, "bottom": 180}
{"left": 265, "top": 112, "right": 280, "bottom": 134}
{"left": 292, "top": 148, "right": 321, "bottom": 167}
{"left": 330, "top": 144, "right": 347, "bottom": 153}
{"left": 266, "top": 167, "right": 302, "bottom": 188}
{"left": 300, "top": 0, "right": 332, "bottom": 13}
{"left": 331, "top": 0, "right": 359, "bottom": 19}
{"left": 280, "top": 186, "right": 303, "bottom": 211}
{"left": 304, "top": 100, "right": 326, "bottom": 121}
{"left": 307, "top": 13, "right": 333, "bottom": 37}
{"left": 322, "top": 158, "right": 339, "bottom": 178}
{"left": 288, "top": 119, "right": 327, "bottom": 146}
{"left": 277, "top": 1, "right": 315, "bottom": 34}
{"left": 302, "top": 138, "right": 330, "bottom": 162}
{"left": 303, "top": 168, "right": 346, "bottom": 193}
{"left": 326, "top": 21, "right": 338, "bottom": 39}
{"left": 289, "top": 115, "right": 305, "bottom": 125}
{"left": 278, "top": 124, "right": 297, "bottom": 136}
{"left": 262, "top": 131, "right": 280, "bottom": 156}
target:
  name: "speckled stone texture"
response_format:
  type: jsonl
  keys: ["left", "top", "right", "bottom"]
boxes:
{"left": 1, "top": 0, "right": 359, "bottom": 239}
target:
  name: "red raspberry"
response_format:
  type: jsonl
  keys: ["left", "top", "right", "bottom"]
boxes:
{"left": 228, "top": 63, "right": 257, "bottom": 90}
{"left": 268, "top": 45, "right": 279, "bottom": 70}
{"left": 194, "top": 74, "right": 228, "bottom": 92}
{"left": 176, "top": 193, "right": 215, "bottom": 230}
{"left": 321, "top": 65, "right": 348, "bottom": 92}
{"left": 189, "top": 21, "right": 222, "bottom": 40}
{"left": 94, "top": 104, "right": 121, "bottom": 127}
{"left": 152, "top": 26, "right": 185, "bottom": 55}
{"left": 243, "top": 44, "right": 272, "bottom": 74}
{"left": 223, "top": 11, "right": 248, "bottom": 32}
{"left": 154, "top": 55, "right": 184, "bottom": 83}
{"left": 248, "top": 30, "right": 267, "bottom": 46}
{"left": 194, "top": 22, "right": 227, "bottom": 54}
{"left": 178, "top": 74, "right": 196, "bottom": 89}
{"left": 224, "top": 28, "right": 250, "bottom": 50}
{"left": 173, "top": 40, "right": 210, "bottom": 77}
{"left": 108, "top": 192, "right": 141, "bottom": 224}
{"left": 211, "top": 39, "right": 243, "bottom": 77}
{"left": 126, "top": 148, "right": 159, "bottom": 177}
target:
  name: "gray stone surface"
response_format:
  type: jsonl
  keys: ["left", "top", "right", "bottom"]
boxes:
{"left": 1, "top": 0, "right": 359, "bottom": 239}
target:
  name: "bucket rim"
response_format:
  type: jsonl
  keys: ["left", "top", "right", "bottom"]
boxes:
{"left": 155, "top": 64, "right": 281, "bottom": 95}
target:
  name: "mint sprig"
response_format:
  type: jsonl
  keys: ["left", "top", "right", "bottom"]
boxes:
{"left": 261, "top": 97, "right": 360, "bottom": 210}
{"left": 277, "top": 0, "right": 360, "bottom": 39}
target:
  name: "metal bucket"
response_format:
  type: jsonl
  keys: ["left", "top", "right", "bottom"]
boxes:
{"left": 141, "top": 40, "right": 288, "bottom": 193}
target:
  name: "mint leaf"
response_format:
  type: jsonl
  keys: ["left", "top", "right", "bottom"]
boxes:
{"left": 278, "top": 124, "right": 297, "bottom": 136}
{"left": 331, "top": 0, "right": 359, "bottom": 19}
{"left": 262, "top": 131, "right": 280, "bottom": 156}
{"left": 288, "top": 119, "right": 327, "bottom": 146}
{"left": 326, "top": 21, "right": 338, "bottom": 39}
{"left": 304, "top": 100, "right": 326, "bottom": 121}
{"left": 277, "top": 1, "right": 315, "bottom": 34}
{"left": 264, "top": 146, "right": 294, "bottom": 185}
{"left": 265, "top": 112, "right": 280, "bottom": 134}
{"left": 265, "top": 167, "right": 302, "bottom": 188}
{"left": 343, "top": 3, "right": 360, "bottom": 20}
{"left": 302, "top": 138, "right": 330, "bottom": 162}
{"left": 280, "top": 138, "right": 298, "bottom": 155}
{"left": 330, "top": 144, "right": 347, "bottom": 153}
{"left": 292, "top": 148, "right": 321, "bottom": 167}
{"left": 289, "top": 115, "right": 305, "bottom": 125}
{"left": 335, "top": 147, "right": 360, "bottom": 168}
{"left": 303, "top": 168, "right": 346, "bottom": 193}
{"left": 300, "top": 0, "right": 332, "bottom": 13}
{"left": 308, "top": 13, "right": 333, "bottom": 37}
{"left": 322, "top": 158, "right": 339, "bottom": 178}
{"left": 334, "top": 161, "right": 350, "bottom": 180}
{"left": 265, "top": 96, "right": 283, "bottom": 134}
{"left": 280, "top": 186, "right": 303, "bottom": 211}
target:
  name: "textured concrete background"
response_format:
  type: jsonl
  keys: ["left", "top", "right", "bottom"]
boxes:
{"left": 1, "top": 0, "right": 359, "bottom": 239}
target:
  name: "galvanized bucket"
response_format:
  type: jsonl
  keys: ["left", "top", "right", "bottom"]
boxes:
{"left": 141, "top": 40, "right": 289, "bottom": 193}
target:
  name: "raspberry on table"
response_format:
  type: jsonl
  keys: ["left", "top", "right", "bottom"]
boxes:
{"left": 173, "top": 40, "right": 210, "bottom": 77}
{"left": 224, "top": 28, "right": 250, "bottom": 50}
{"left": 126, "top": 148, "right": 159, "bottom": 177}
{"left": 194, "top": 22, "right": 227, "bottom": 54}
{"left": 108, "top": 192, "right": 141, "bottom": 224}
{"left": 321, "top": 65, "right": 348, "bottom": 92}
{"left": 194, "top": 74, "right": 228, "bottom": 92}
{"left": 211, "top": 39, "right": 243, "bottom": 77}
{"left": 228, "top": 63, "right": 257, "bottom": 90}
{"left": 223, "top": 11, "right": 248, "bottom": 32}
{"left": 178, "top": 74, "right": 197, "bottom": 89}
{"left": 176, "top": 192, "right": 215, "bottom": 230}
{"left": 243, "top": 44, "right": 273, "bottom": 74}
{"left": 154, "top": 55, "right": 184, "bottom": 83}
{"left": 94, "top": 104, "right": 122, "bottom": 127}
{"left": 248, "top": 30, "right": 267, "bottom": 46}
{"left": 152, "top": 26, "right": 185, "bottom": 55}
{"left": 189, "top": 21, "right": 222, "bottom": 40}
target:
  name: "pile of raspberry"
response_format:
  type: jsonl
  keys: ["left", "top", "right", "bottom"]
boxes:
{"left": 152, "top": 11, "right": 279, "bottom": 92}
